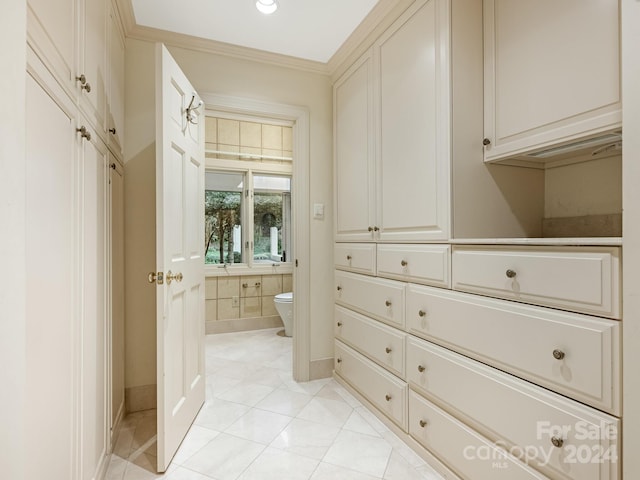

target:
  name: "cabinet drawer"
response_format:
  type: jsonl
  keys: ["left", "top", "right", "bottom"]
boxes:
{"left": 377, "top": 244, "right": 450, "bottom": 287}
{"left": 334, "top": 243, "right": 376, "bottom": 275}
{"left": 335, "top": 305, "right": 405, "bottom": 378}
{"left": 407, "top": 338, "right": 620, "bottom": 480}
{"left": 406, "top": 285, "right": 620, "bottom": 414}
{"left": 452, "top": 246, "right": 620, "bottom": 318}
{"left": 335, "top": 340, "right": 407, "bottom": 430}
{"left": 335, "top": 270, "right": 405, "bottom": 328}
{"left": 409, "top": 390, "right": 548, "bottom": 480}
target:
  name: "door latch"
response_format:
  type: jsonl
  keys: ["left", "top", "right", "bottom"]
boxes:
{"left": 148, "top": 271, "right": 164, "bottom": 285}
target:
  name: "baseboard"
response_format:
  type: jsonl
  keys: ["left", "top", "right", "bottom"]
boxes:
{"left": 125, "top": 384, "right": 157, "bottom": 413}
{"left": 206, "top": 316, "right": 284, "bottom": 334}
{"left": 309, "top": 357, "right": 334, "bottom": 380}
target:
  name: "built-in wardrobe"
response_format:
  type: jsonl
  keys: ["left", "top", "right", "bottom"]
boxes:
{"left": 332, "top": 1, "right": 622, "bottom": 479}
{"left": 25, "top": 0, "right": 126, "bottom": 478}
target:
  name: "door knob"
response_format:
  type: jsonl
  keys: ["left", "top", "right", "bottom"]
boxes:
{"left": 166, "top": 270, "right": 183, "bottom": 285}
{"left": 148, "top": 271, "right": 164, "bottom": 285}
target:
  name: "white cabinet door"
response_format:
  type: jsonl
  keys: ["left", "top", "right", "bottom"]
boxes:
{"left": 334, "top": 51, "right": 376, "bottom": 241}
{"left": 375, "top": 0, "right": 450, "bottom": 241}
{"left": 483, "top": 0, "right": 621, "bottom": 162}
{"left": 108, "top": 4, "right": 125, "bottom": 158}
{"left": 79, "top": 0, "right": 107, "bottom": 137}
{"left": 25, "top": 48, "right": 77, "bottom": 480}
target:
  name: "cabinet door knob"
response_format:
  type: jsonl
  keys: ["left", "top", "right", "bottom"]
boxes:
{"left": 337, "top": 321, "right": 342, "bottom": 327}
{"left": 346, "top": 255, "right": 352, "bottom": 260}
{"left": 368, "top": 226, "right": 374, "bottom": 232}
{"left": 553, "top": 349, "right": 565, "bottom": 360}
{"left": 336, "top": 358, "right": 342, "bottom": 364}
{"left": 76, "top": 74, "right": 87, "bottom": 85}
{"left": 336, "top": 286, "right": 342, "bottom": 291}
{"left": 109, "top": 128, "right": 117, "bottom": 134}
{"left": 385, "top": 347, "right": 392, "bottom": 354}
{"left": 385, "top": 394, "right": 392, "bottom": 402}
{"left": 418, "top": 365, "right": 426, "bottom": 373}
{"left": 76, "top": 126, "right": 91, "bottom": 141}
{"left": 551, "top": 436, "right": 564, "bottom": 448}
{"left": 373, "top": 226, "right": 379, "bottom": 232}
{"left": 506, "top": 269, "right": 517, "bottom": 278}
{"left": 483, "top": 138, "right": 491, "bottom": 146}
{"left": 418, "top": 310, "right": 427, "bottom": 317}
{"left": 401, "top": 260, "right": 408, "bottom": 267}
{"left": 385, "top": 300, "right": 392, "bottom": 307}
{"left": 81, "top": 82, "right": 91, "bottom": 93}
{"left": 419, "top": 420, "right": 427, "bottom": 428}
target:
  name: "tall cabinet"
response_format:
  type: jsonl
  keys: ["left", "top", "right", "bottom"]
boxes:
{"left": 333, "top": 1, "right": 623, "bottom": 479}
{"left": 25, "top": 0, "right": 126, "bottom": 479}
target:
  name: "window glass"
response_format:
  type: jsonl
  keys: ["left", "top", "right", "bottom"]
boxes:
{"left": 253, "top": 175, "right": 291, "bottom": 263}
{"left": 205, "top": 171, "right": 243, "bottom": 264}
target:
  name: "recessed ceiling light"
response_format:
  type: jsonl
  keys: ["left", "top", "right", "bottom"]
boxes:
{"left": 256, "top": 0, "right": 278, "bottom": 15}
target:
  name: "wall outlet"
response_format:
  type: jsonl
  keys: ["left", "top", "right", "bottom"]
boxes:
{"left": 232, "top": 296, "right": 239, "bottom": 307}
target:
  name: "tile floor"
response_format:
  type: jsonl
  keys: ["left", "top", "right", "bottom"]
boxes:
{"left": 105, "top": 328, "right": 444, "bottom": 480}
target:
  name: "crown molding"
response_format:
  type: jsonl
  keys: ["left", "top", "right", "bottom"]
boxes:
{"left": 327, "top": 0, "right": 415, "bottom": 82}
{"left": 117, "top": 0, "right": 330, "bottom": 75}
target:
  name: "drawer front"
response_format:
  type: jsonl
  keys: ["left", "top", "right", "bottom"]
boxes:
{"left": 407, "top": 338, "right": 620, "bottom": 480}
{"left": 452, "top": 246, "right": 620, "bottom": 318}
{"left": 335, "top": 270, "right": 405, "bottom": 328}
{"left": 335, "top": 243, "right": 377, "bottom": 275}
{"left": 377, "top": 244, "right": 450, "bottom": 287}
{"left": 334, "top": 340, "right": 408, "bottom": 429}
{"left": 406, "top": 284, "right": 620, "bottom": 414}
{"left": 409, "top": 390, "right": 548, "bottom": 480}
{"left": 335, "top": 305, "right": 406, "bottom": 378}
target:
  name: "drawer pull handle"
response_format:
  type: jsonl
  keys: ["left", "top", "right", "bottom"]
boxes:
{"left": 346, "top": 255, "right": 352, "bottom": 260}
{"left": 336, "top": 358, "right": 342, "bottom": 364}
{"left": 401, "top": 260, "right": 408, "bottom": 267}
{"left": 551, "top": 437, "right": 564, "bottom": 448}
{"left": 553, "top": 349, "right": 566, "bottom": 360}
{"left": 337, "top": 321, "right": 342, "bottom": 327}
{"left": 418, "top": 310, "right": 427, "bottom": 317}
{"left": 385, "top": 300, "right": 392, "bottom": 307}
{"left": 506, "top": 269, "right": 517, "bottom": 278}
{"left": 337, "top": 286, "right": 342, "bottom": 291}
{"left": 418, "top": 365, "right": 426, "bottom": 373}
{"left": 419, "top": 420, "right": 427, "bottom": 428}
{"left": 385, "top": 347, "right": 392, "bottom": 354}
{"left": 385, "top": 394, "right": 392, "bottom": 402}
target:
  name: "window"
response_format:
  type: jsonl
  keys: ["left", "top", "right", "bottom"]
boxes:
{"left": 205, "top": 171, "right": 291, "bottom": 266}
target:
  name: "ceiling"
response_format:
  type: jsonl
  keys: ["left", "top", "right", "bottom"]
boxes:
{"left": 130, "top": 0, "right": 381, "bottom": 64}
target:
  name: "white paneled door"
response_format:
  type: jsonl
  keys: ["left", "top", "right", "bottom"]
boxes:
{"left": 155, "top": 43, "right": 206, "bottom": 472}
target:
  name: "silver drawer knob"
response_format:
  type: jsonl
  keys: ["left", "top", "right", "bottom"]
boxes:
{"left": 506, "top": 269, "right": 517, "bottom": 278}
{"left": 418, "top": 310, "right": 427, "bottom": 317}
{"left": 551, "top": 436, "right": 564, "bottom": 448}
{"left": 385, "top": 347, "right": 392, "bottom": 354}
{"left": 385, "top": 300, "right": 392, "bottom": 307}
{"left": 401, "top": 260, "right": 408, "bottom": 267}
{"left": 385, "top": 394, "right": 392, "bottom": 402}
{"left": 418, "top": 365, "right": 426, "bottom": 373}
{"left": 419, "top": 420, "right": 427, "bottom": 428}
{"left": 553, "top": 349, "right": 565, "bottom": 360}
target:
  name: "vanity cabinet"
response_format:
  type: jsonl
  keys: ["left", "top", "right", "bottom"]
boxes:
{"left": 483, "top": 0, "right": 621, "bottom": 162}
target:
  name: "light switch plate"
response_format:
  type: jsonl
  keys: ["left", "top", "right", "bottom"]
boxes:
{"left": 313, "top": 203, "right": 325, "bottom": 219}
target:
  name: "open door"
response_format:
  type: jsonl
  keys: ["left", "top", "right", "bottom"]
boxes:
{"left": 155, "top": 43, "right": 205, "bottom": 472}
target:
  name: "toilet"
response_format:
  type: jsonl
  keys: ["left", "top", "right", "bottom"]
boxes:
{"left": 274, "top": 292, "right": 293, "bottom": 337}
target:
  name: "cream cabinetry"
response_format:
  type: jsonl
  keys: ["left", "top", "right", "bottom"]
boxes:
{"left": 333, "top": 0, "right": 450, "bottom": 243}
{"left": 483, "top": 0, "right": 621, "bottom": 162}
{"left": 452, "top": 245, "right": 621, "bottom": 318}
{"left": 108, "top": 4, "right": 125, "bottom": 158}
{"left": 377, "top": 244, "right": 450, "bottom": 288}
{"left": 406, "top": 285, "right": 620, "bottom": 414}
{"left": 408, "top": 337, "right": 620, "bottom": 480}
{"left": 334, "top": 243, "right": 376, "bottom": 275}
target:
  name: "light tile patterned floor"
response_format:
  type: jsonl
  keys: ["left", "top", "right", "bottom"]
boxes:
{"left": 105, "top": 328, "right": 444, "bottom": 480}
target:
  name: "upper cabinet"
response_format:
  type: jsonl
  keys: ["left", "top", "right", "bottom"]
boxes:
{"left": 483, "top": 0, "right": 621, "bottom": 163}
{"left": 108, "top": 4, "right": 126, "bottom": 158}
{"left": 334, "top": 51, "right": 376, "bottom": 242}
{"left": 334, "top": 0, "right": 450, "bottom": 243}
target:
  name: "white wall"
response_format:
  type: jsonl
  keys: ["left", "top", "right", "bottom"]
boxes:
{"left": 124, "top": 38, "right": 334, "bottom": 394}
{"left": 0, "top": 0, "right": 26, "bottom": 477}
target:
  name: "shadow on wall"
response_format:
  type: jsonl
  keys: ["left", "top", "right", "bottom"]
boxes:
{"left": 124, "top": 142, "right": 158, "bottom": 413}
